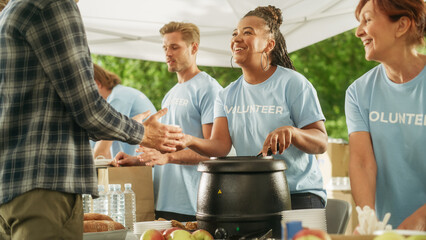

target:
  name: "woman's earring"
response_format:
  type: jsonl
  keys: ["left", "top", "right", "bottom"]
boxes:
{"left": 260, "top": 51, "right": 270, "bottom": 72}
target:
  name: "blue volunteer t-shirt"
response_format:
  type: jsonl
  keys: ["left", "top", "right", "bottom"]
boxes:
{"left": 345, "top": 64, "right": 426, "bottom": 228}
{"left": 90, "top": 84, "right": 157, "bottom": 157}
{"left": 215, "top": 66, "right": 326, "bottom": 202}
{"left": 108, "top": 85, "right": 157, "bottom": 156}
{"left": 154, "top": 72, "right": 222, "bottom": 215}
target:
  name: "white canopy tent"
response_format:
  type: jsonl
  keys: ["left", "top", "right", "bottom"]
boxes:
{"left": 78, "top": 0, "right": 359, "bottom": 67}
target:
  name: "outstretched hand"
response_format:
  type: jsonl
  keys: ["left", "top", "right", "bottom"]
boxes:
{"left": 174, "top": 133, "right": 193, "bottom": 151}
{"left": 132, "top": 110, "right": 152, "bottom": 123}
{"left": 137, "top": 146, "right": 169, "bottom": 166}
{"left": 397, "top": 204, "right": 426, "bottom": 230}
{"left": 140, "top": 108, "right": 184, "bottom": 152}
{"left": 112, "top": 151, "right": 143, "bottom": 166}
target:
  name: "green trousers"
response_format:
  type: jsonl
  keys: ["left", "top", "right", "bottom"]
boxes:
{"left": 0, "top": 189, "right": 83, "bottom": 240}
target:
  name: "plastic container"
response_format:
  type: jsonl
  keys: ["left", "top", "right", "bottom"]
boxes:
{"left": 82, "top": 194, "right": 93, "bottom": 213}
{"left": 123, "top": 183, "right": 136, "bottom": 231}
{"left": 108, "top": 184, "right": 114, "bottom": 217}
{"left": 116, "top": 184, "right": 125, "bottom": 225}
{"left": 93, "top": 185, "right": 108, "bottom": 215}
{"left": 108, "top": 184, "right": 125, "bottom": 225}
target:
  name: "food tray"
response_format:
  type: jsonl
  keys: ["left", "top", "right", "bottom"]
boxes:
{"left": 83, "top": 229, "right": 127, "bottom": 240}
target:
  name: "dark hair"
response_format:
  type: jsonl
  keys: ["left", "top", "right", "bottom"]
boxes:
{"left": 93, "top": 63, "right": 121, "bottom": 90}
{"left": 355, "top": 0, "right": 425, "bottom": 46}
{"left": 244, "top": 5, "right": 295, "bottom": 70}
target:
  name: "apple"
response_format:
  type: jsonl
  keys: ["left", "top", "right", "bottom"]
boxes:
{"left": 192, "top": 229, "right": 214, "bottom": 240}
{"left": 374, "top": 232, "right": 405, "bottom": 240}
{"left": 406, "top": 235, "right": 426, "bottom": 240}
{"left": 162, "top": 227, "right": 181, "bottom": 240}
{"left": 170, "top": 229, "right": 195, "bottom": 240}
{"left": 140, "top": 229, "right": 165, "bottom": 240}
{"left": 293, "top": 229, "right": 331, "bottom": 240}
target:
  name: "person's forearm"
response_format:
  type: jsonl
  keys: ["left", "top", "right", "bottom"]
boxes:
{"left": 187, "top": 136, "right": 231, "bottom": 157}
{"left": 165, "top": 149, "right": 209, "bottom": 165}
{"left": 292, "top": 127, "right": 328, "bottom": 154}
{"left": 349, "top": 161, "right": 377, "bottom": 209}
{"left": 93, "top": 140, "right": 113, "bottom": 159}
{"left": 348, "top": 132, "right": 377, "bottom": 209}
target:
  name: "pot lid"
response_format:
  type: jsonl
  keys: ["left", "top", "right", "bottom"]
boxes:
{"left": 197, "top": 156, "right": 286, "bottom": 173}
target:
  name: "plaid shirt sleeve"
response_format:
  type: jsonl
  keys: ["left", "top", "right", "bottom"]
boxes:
{"left": 0, "top": 0, "right": 144, "bottom": 204}
{"left": 27, "top": 0, "right": 144, "bottom": 142}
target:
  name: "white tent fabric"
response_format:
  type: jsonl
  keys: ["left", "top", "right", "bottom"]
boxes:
{"left": 78, "top": 0, "right": 359, "bottom": 67}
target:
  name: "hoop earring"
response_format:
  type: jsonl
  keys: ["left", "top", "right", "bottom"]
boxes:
{"left": 230, "top": 55, "right": 234, "bottom": 69}
{"left": 260, "top": 51, "right": 270, "bottom": 72}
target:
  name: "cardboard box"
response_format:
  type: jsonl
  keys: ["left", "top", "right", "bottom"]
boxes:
{"left": 317, "top": 140, "right": 358, "bottom": 236}
{"left": 317, "top": 140, "right": 350, "bottom": 180}
{"left": 317, "top": 139, "right": 350, "bottom": 193}
{"left": 98, "top": 166, "right": 155, "bottom": 222}
{"left": 327, "top": 142, "right": 350, "bottom": 177}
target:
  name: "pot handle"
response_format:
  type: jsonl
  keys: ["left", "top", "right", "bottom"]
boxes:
{"left": 256, "top": 143, "right": 279, "bottom": 157}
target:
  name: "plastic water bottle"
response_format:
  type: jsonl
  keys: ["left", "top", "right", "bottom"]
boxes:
{"left": 82, "top": 194, "right": 92, "bottom": 213}
{"left": 93, "top": 185, "right": 108, "bottom": 215}
{"left": 117, "top": 184, "right": 125, "bottom": 226}
{"left": 109, "top": 184, "right": 125, "bottom": 225}
{"left": 108, "top": 184, "right": 117, "bottom": 221}
{"left": 124, "top": 183, "right": 136, "bottom": 231}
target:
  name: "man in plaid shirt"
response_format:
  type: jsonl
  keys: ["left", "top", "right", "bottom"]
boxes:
{"left": 0, "top": 0, "right": 182, "bottom": 239}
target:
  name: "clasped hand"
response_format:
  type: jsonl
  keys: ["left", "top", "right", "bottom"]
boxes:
{"left": 112, "top": 147, "right": 173, "bottom": 167}
{"left": 134, "top": 108, "right": 184, "bottom": 153}
{"left": 259, "top": 126, "right": 295, "bottom": 156}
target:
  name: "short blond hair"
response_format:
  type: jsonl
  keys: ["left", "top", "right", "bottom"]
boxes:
{"left": 0, "top": 0, "right": 9, "bottom": 12}
{"left": 159, "top": 21, "right": 200, "bottom": 46}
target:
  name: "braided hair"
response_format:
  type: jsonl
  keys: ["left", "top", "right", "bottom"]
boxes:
{"left": 244, "top": 5, "right": 295, "bottom": 70}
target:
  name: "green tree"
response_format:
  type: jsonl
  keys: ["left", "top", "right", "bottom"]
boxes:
{"left": 290, "top": 29, "right": 378, "bottom": 139}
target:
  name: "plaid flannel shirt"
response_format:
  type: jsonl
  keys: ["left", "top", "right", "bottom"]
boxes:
{"left": 0, "top": 0, "right": 144, "bottom": 205}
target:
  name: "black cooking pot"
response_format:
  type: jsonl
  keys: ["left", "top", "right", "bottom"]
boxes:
{"left": 196, "top": 156, "right": 291, "bottom": 239}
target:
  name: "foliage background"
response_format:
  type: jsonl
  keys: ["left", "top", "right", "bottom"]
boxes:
{"left": 92, "top": 29, "right": 424, "bottom": 140}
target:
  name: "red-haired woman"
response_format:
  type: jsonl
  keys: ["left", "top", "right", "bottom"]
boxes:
{"left": 345, "top": 0, "right": 425, "bottom": 230}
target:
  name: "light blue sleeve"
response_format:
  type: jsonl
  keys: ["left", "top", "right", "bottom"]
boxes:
{"left": 214, "top": 90, "right": 226, "bottom": 119}
{"left": 129, "top": 94, "right": 157, "bottom": 118}
{"left": 108, "top": 86, "right": 157, "bottom": 118}
{"left": 109, "top": 98, "right": 132, "bottom": 116}
{"left": 287, "top": 75, "right": 325, "bottom": 129}
{"left": 200, "top": 83, "right": 222, "bottom": 124}
{"left": 345, "top": 83, "right": 369, "bottom": 135}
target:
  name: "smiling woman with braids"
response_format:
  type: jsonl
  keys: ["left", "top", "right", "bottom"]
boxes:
{"left": 139, "top": 5, "right": 328, "bottom": 209}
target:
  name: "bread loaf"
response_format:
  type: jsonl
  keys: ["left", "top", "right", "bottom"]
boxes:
{"left": 83, "top": 213, "right": 113, "bottom": 221}
{"left": 83, "top": 220, "right": 125, "bottom": 233}
{"left": 185, "top": 221, "right": 198, "bottom": 231}
{"left": 171, "top": 219, "right": 186, "bottom": 229}
{"left": 83, "top": 213, "right": 124, "bottom": 233}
